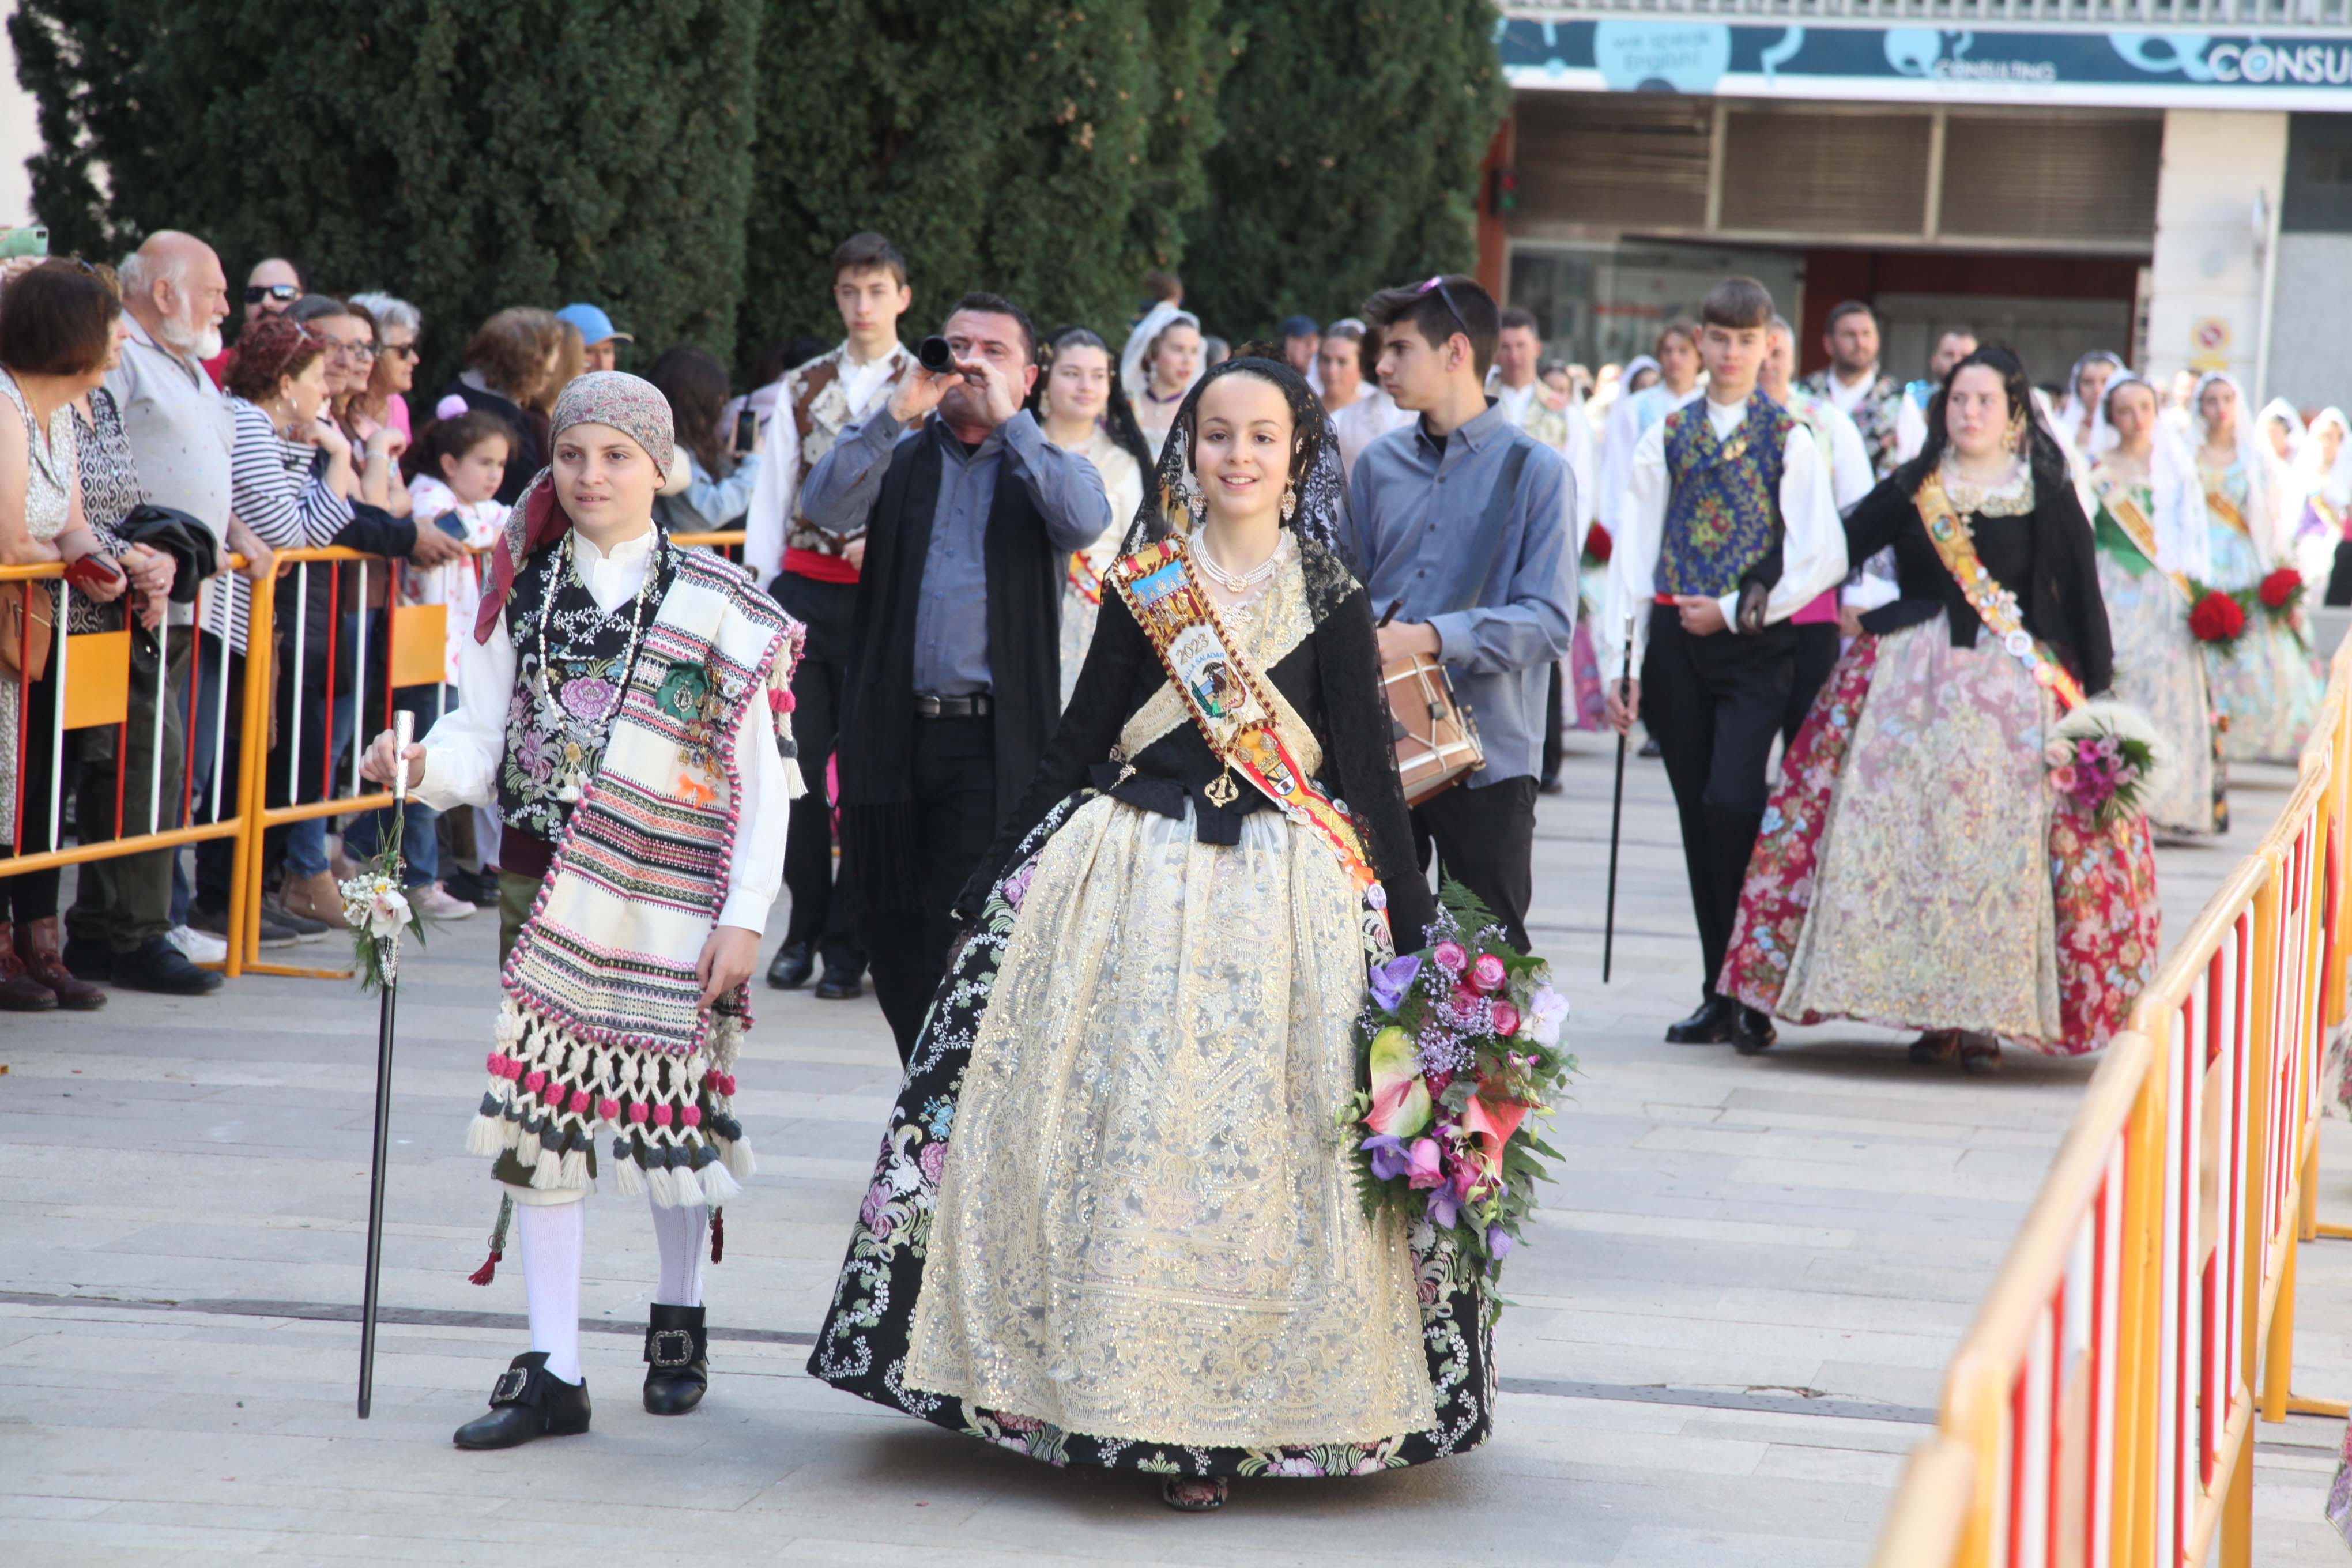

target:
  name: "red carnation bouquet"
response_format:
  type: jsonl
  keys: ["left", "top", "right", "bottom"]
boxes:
{"left": 2188, "top": 585, "right": 2248, "bottom": 652}
{"left": 2258, "top": 566, "right": 2307, "bottom": 634}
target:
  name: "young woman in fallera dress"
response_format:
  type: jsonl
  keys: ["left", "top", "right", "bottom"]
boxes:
{"left": 2193, "top": 373, "right": 2323, "bottom": 764}
{"left": 807, "top": 355, "right": 1502, "bottom": 1513}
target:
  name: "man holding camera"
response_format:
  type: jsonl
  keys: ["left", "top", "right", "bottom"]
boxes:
{"left": 802, "top": 293, "right": 1110, "bottom": 1059}
{"left": 743, "top": 232, "right": 918, "bottom": 1001}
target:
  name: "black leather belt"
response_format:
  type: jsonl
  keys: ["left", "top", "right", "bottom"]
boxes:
{"left": 913, "top": 692, "right": 993, "bottom": 719}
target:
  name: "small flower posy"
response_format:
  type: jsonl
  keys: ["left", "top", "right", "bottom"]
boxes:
{"left": 339, "top": 802, "right": 429, "bottom": 993}
{"left": 2048, "top": 701, "right": 2164, "bottom": 830}
{"left": 1347, "top": 881, "right": 1574, "bottom": 1288}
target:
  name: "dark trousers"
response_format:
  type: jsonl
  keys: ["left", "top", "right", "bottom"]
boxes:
{"left": 0, "top": 648, "right": 62, "bottom": 924}
{"left": 859, "top": 714, "right": 1000, "bottom": 1062}
{"left": 1781, "top": 621, "right": 1841, "bottom": 751}
{"left": 2328, "top": 539, "right": 2352, "bottom": 608}
{"left": 68, "top": 626, "right": 191, "bottom": 952}
{"left": 191, "top": 635, "right": 324, "bottom": 913}
{"left": 1411, "top": 775, "right": 1539, "bottom": 951}
{"left": 772, "top": 573, "right": 863, "bottom": 974}
{"left": 1641, "top": 605, "right": 1795, "bottom": 1001}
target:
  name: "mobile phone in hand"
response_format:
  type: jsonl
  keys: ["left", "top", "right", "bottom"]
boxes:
{"left": 0, "top": 227, "right": 48, "bottom": 260}
{"left": 733, "top": 409, "right": 758, "bottom": 454}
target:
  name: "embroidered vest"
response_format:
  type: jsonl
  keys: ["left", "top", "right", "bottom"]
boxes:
{"left": 497, "top": 540, "right": 680, "bottom": 853}
{"left": 785, "top": 346, "right": 909, "bottom": 557}
{"left": 1658, "top": 395, "right": 1792, "bottom": 598}
{"left": 1801, "top": 370, "right": 1900, "bottom": 478}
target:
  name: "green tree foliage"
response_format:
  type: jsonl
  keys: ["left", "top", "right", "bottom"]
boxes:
{"left": 1181, "top": 0, "right": 1507, "bottom": 342}
{"left": 736, "top": 1, "right": 1232, "bottom": 365}
{"left": 12, "top": 1, "right": 1498, "bottom": 378}
{"left": 11, "top": 0, "right": 760, "bottom": 391}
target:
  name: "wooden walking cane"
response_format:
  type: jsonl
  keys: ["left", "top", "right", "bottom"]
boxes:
{"left": 1603, "top": 613, "right": 1634, "bottom": 984}
{"left": 357, "top": 707, "right": 412, "bottom": 1419}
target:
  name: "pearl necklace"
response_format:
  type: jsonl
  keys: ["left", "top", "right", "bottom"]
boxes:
{"left": 531, "top": 528, "right": 664, "bottom": 802}
{"left": 1194, "top": 534, "right": 1282, "bottom": 593}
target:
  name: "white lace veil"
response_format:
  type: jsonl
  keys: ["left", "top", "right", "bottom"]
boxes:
{"left": 1120, "top": 301, "right": 1203, "bottom": 408}
{"left": 2193, "top": 372, "right": 2286, "bottom": 553}
{"left": 2087, "top": 371, "right": 2210, "bottom": 576}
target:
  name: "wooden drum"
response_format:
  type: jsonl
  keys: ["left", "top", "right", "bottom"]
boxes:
{"left": 1382, "top": 653, "right": 1484, "bottom": 806}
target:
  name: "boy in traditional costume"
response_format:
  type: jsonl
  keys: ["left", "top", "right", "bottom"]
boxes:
{"left": 1600, "top": 277, "right": 1846, "bottom": 1055}
{"left": 363, "top": 372, "right": 803, "bottom": 1447}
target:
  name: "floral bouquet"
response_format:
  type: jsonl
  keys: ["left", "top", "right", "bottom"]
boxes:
{"left": 2259, "top": 565, "right": 2306, "bottom": 624}
{"left": 2048, "top": 700, "right": 2165, "bottom": 829}
{"left": 2187, "top": 583, "right": 2248, "bottom": 652}
{"left": 338, "top": 806, "right": 427, "bottom": 994}
{"left": 1347, "top": 882, "right": 1572, "bottom": 1284}
{"left": 1580, "top": 521, "right": 1612, "bottom": 575}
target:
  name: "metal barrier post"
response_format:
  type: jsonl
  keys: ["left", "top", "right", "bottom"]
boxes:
{"left": 225, "top": 564, "right": 278, "bottom": 979}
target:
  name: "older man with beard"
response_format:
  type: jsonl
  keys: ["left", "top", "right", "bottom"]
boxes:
{"left": 63, "top": 232, "right": 274, "bottom": 993}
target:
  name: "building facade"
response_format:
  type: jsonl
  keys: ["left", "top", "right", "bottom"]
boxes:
{"left": 1481, "top": 0, "right": 2352, "bottom": 407}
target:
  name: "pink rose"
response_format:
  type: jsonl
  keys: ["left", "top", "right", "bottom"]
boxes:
{"left": 1431, "top": 940, "right": 1467, "bottom": 974}
{"left": 1470, "top": 953, "right": 1506, "bottom": 994}
{"left": 1405, "top": 1137, "right": 1445, "bottom": 1189}
{"left": 1491, "top": 1001, "right": 1521, "bottom": 1037}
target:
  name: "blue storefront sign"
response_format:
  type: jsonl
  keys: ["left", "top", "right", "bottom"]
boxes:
{"left": 1499, "top": 16, "right": 2352, "bottom": 108}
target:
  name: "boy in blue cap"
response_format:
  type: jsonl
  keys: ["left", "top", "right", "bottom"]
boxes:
{"left": 556, "top": 302, "right": 632, "bottom": 374}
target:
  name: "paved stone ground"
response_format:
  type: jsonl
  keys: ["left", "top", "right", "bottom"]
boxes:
{"left": 5, "top": 732, "right": 2352, "bottom": 1565}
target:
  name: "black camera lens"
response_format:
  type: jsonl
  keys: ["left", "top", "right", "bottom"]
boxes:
{"left": 918, "top": 336, "right": 956, "bottom": 374}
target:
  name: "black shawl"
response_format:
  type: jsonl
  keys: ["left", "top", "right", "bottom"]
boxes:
{"left": 1844, "top": 473, "right": 2114, "bottom": 696}
{"left": 951, "top": 536, "right": 1439, "bottom": 948}
{"left": 836, "top": 421, "right": 1064, "bottom": 913}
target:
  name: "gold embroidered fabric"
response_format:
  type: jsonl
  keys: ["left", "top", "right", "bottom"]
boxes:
{"left": 904, "top": 793, "right": 1437, "bottom": 1447}
{"left": 1778, "top": 617, "right": 2063, "bottom": 1041}
{"left": 1113, "top": 545, "right": 1321, "bottom": 779}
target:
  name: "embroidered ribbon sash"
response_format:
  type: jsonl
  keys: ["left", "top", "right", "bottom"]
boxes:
{"left": 1913, "top": 472, "right": 2086, "bottom": 713}
{"left": 2090, "top": 475, "right": 2191, "bottom": 600}
{"left": 1110, "top": 538, "right": 1392, "bottom": 940}
{"left": 2206, "top": 489, "right": 2252, "bottom": 539}
{"left": 1067, "top": 550, "right": 1102, "bottom": 606}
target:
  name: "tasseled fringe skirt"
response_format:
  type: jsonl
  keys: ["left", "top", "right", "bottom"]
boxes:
{"left": 466, "top": 997, "right": 757, "bottom": 1207}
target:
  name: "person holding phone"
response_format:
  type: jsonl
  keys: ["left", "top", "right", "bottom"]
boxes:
{"left": 801, "top": 290, "right": 1110, "bottom": 1059}
{"left": 742, "top": 233, "right": 919, "bottom": 1000}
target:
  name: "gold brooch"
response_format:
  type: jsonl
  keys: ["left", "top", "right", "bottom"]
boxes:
{"left": 1204, "top": 771, "right": 1240, "bottom": 809}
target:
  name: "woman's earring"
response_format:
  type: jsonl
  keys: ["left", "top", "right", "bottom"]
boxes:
{"left": 2007, "top": 413, "right": 2028, "bottom": 454}
{"left": 1183, "top": 473, "right": 1207, "bottom": 527}
{"left": 1280, "top": 484, "right": 1298, "bottom": 523}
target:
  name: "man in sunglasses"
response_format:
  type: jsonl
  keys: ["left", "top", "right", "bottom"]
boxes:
{"left": 1345, "top": 273, "right": 1575, "bottom": 951}
{"left": 242, "top": 258, "right": 303, "bottom": 325}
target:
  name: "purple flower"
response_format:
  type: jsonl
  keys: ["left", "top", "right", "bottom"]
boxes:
{"left": 858, "top": 1179, "right": 895, "bottom": 1241}
{"left": 918, "top": 1139, "right": 948, "bottom": 1185}
{"left": 1368, "top": 952, "right": 1422, "bottom": 1012}
{"left": 1360, "top": 1133, "right": 1411, "bottom": 1182}
{"left": 517, "top": 729, "right": 553, "bottom": 782}
{"left": 561, "top": 675, "right": 617, "bottom": 722}
{"left": 1426, "top": 1187, "right": 1461, "bottom": 1230}
{"left": 1487, "top": 1224, "right": 1514, "bottom": 1259}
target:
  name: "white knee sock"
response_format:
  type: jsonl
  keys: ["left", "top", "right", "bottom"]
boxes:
{"left": 515, "top": 1198, "right": 586, "bottom": 1384}
{"left": 649, "top": 1194, "right": 706, "bottom": 1309}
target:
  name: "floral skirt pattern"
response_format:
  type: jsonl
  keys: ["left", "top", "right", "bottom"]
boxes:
{"left": 807, "top": 791, "right": 1497, "bottom": 1479}
{"left": 2096, "top": 551, "right": 2221, "bottom": 839}
{"left": 1721, "top": 620, "right": 2159, "bottom": 1054}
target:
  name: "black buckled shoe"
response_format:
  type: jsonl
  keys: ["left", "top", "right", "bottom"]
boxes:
{"left": 451, "top": 1351, "right": 591, "bottom": 1449}
{"left": 765, "top": 939, "right": 814, "bottom": 991}
{"left": 813, "top": 962, "right": 864, "bottom": 1001}
{"left": 1665, "top": 994, "right": 1737, "bottom": 1044}
{"left": 1731, "top": 1006, "right": 1778, "bottom": 1056}
{"left": 642, "top": 1303, "right": 708, "bottom": 1415}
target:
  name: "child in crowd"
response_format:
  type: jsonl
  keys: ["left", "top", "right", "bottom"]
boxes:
{"left": 394, "top": 398, "right": 517, "bottom": 906}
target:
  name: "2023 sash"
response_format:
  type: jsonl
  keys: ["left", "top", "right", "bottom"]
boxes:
{"left": 1110, "top": 538, "right": 1393, "bottom": 947}
{"left": 1913, "top": 472, "right": 2086, "bottom": 713}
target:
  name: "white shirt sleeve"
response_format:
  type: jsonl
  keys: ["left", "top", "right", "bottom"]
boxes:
{"left": 1894, "top": 390, "right": 1928, "bottom": 466}
{"left": 716, "top": 688, "right": 790, "bottom": 932}
{"left": 742, "top": 378, "right": 801, "bottom": 592}
{"left": 1565, "top": 404, "right": 1598, "bottom": 543}
{"left": 1599, "top": 416, "right": 1669, "bottom": 674}
{"left": 1823, "top": 406, "right": 1876, "bottom": 512}
{"left": 1596, "top": 390, "right": 1644, "bottom": 539}
{"left": 414, "top": 615, "right": 519, "bottom": 811}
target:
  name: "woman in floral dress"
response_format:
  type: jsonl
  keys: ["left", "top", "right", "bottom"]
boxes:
{"left": 1720, "top": 347, "right": 2158, "bottom": 1074}
{"left": 808, "top": 355, "right": 1492, "bottom": 1513}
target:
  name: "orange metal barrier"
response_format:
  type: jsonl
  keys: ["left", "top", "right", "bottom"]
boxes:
{"left": 1872, "top": 634, "right": 2352, "bottom": 1567}
{"left": 0, "top": 530, "right": 748, "bottom": 985}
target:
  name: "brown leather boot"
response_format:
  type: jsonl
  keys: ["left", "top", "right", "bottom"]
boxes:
{"left": 17, "top": 917, "right": 105, "bottom": 1010}
{"left": 0, "top": 921, "right": 58, "bottom": 1012}
{"left": 282, "top": 869, "right": 352, "bottom": 930}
